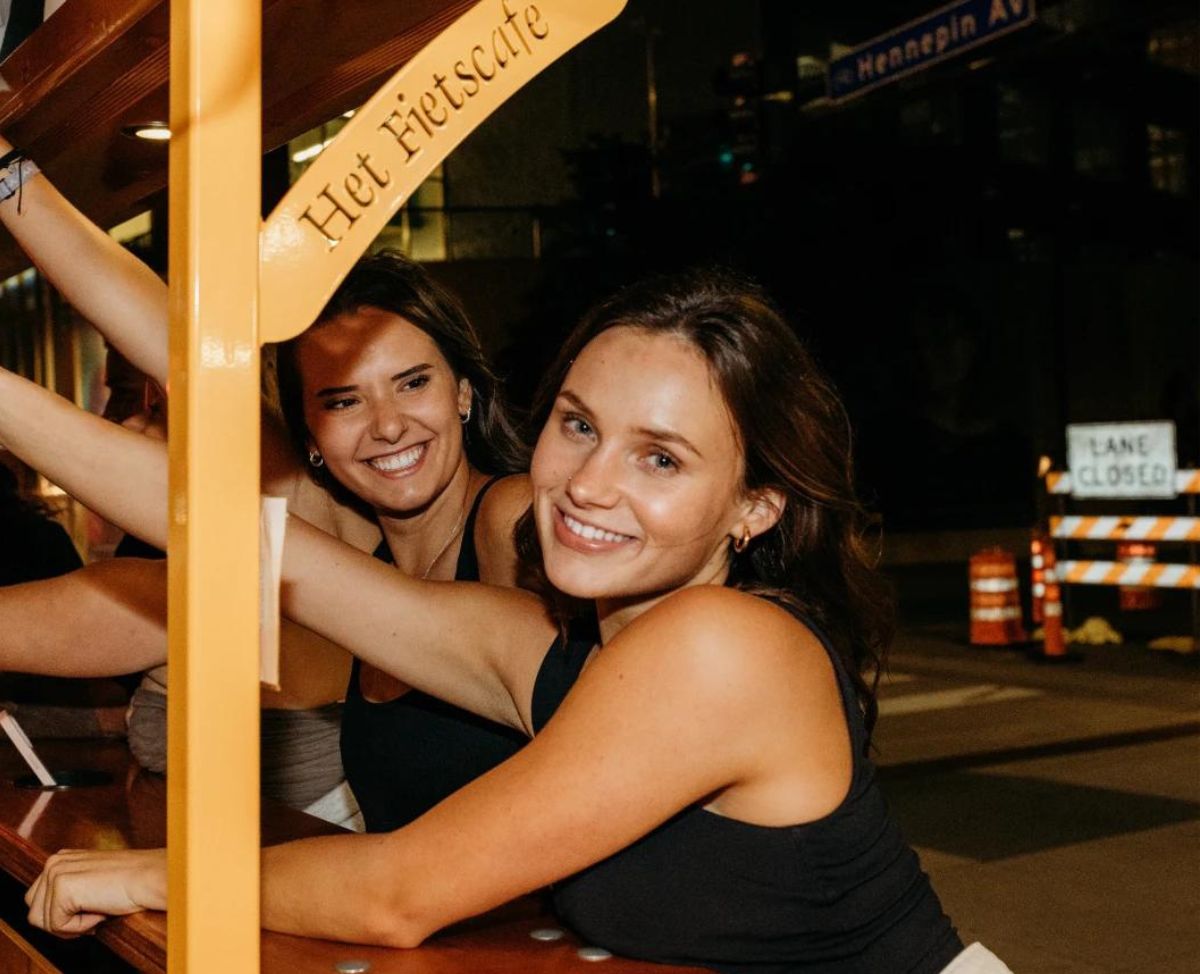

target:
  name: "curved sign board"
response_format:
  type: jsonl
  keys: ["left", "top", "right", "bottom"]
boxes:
{"left": 261, "top": 0, "right": 627, "bottom": 343}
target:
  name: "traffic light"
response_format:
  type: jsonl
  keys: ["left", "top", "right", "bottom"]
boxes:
{"left": 715, "top": 52, "right": 762, "bottom": 185}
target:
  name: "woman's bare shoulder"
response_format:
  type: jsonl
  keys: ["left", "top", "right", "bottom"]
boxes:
{"left": 616, "top": 585, "right": 832, "bottom": 695}
{"left": 474, "top": 474, "right": 531, "bottom": 588}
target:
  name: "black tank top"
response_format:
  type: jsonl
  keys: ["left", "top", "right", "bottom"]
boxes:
{"left": 531, "top": 599, "right": 962, "bottom": 974}
{"left": 341, "top": 478, "right": 526, "bottom": 832}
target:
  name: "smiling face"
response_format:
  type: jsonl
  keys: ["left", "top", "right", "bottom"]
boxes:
{"left": 530, "top": 326, "right": 770, "bottom": 614}
{"left": 297, "top": 307, "right": 472, "bottom": 517}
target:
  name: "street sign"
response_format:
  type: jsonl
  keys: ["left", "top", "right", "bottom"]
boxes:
{"left": 828, "top": 0, "right": 1036, "bottom": 101}
{"left": 1066, "top": 421, "right": 1178, "bottom": 499}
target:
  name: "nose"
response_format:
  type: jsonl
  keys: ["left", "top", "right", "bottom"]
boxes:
{"left": 369, "top": 399, "right": 407, "bottom": 443}
{"left": 564, "top": 445, "right": 621, "bottom": 509}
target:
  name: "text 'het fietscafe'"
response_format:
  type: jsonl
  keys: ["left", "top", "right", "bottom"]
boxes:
{"left": 299, "top": 0, "right": 549, "bottom": 248}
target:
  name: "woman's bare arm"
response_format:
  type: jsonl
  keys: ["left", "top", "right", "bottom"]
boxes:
{"left": 0, "top": 137, "right": 169, "bottom": 385}
{"left": 0, "top": 559, "right": 167, "bottom": 676}
{"left": 0, "top": 368, "right": 168, "bottom": 547}
{"left": 26, "top": 588, "right": 838, "bottom": 946}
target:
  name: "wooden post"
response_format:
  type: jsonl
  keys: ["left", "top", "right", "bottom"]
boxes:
{"left": 166, "top": 2, "right": 261, "bottom": 971}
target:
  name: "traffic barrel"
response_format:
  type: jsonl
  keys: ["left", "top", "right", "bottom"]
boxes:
{"left": 1116, "top": 541, "right": 1164, "bottom": 611}
{"left": 969, "top": 548, "right": 1027, "bottom": 646}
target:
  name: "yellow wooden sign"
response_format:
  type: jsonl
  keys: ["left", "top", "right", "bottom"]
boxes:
{"left": 261, "top": 0, "right": 628, "bottom": 344}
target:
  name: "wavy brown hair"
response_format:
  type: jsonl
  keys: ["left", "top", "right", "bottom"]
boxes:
{"left": 515, "top": 268, "right": 893, "bottom": 734}
{"left": 270, "top": 250, "right": 528, "bottom": 503}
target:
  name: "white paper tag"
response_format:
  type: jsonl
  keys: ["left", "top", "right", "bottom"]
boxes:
{"left": 259, "top": 496, "right": 288, "bottom": 690}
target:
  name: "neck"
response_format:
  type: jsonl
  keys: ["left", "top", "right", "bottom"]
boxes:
{"left": 377, "top": 461, "right": 482, "bottom": 578}
{"left": 594, "top": 555, "right": 731, "bottom": 645}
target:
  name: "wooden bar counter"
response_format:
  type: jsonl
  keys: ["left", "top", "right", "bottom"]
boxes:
{"left": 0, "top": 740, "right": 704, "bottom": 974}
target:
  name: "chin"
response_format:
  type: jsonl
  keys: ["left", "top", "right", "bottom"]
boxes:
{"left": 542, "top": 555, "right": 600, "bottom": 600}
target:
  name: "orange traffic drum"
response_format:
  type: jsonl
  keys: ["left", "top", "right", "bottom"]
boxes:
{"left": 969, "top": 548, "right": 1027, "bottom": 646}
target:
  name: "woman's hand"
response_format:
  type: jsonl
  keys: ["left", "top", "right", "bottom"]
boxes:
{"left": 25, "top": 848, "right": 167, "bottom": 936}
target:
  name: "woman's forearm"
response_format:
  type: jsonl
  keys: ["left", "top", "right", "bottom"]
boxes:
{"left": 0, "top": 560, "right": 168, "bottom": 676}
{"left": 0, "top": 368, "right": 168, "bottom": 547}
{"left": 261, "top": 833, "right": 427, "bottom": 947}
{"left": 0, "top": 138, "right": 169, "bottom": 386}
{"left": 280, "top": 514, "right": 553, "bottom": 731}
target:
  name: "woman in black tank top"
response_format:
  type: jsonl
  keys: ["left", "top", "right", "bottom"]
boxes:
{"left": 0, "top": 150, "right": 534, "bottom": 827}
{"left": 341, "top": 479, "right": 525, "bottom": 832}
{"left": 270, "top": 254, "right": 534, "bottom": 829}
{"left": 27, "top": 271, "right": 1006, "bottom": 972}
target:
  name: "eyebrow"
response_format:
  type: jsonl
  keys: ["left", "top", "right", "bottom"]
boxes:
{"left": 314, "top": 363, "right": 433, "bottom": 398}
{"left": 556, "top": 390, "right": 704, "bottom": 458}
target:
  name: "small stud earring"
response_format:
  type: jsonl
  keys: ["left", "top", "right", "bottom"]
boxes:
{"left": 308, "top": 450, "right": 324, "bottom": 468}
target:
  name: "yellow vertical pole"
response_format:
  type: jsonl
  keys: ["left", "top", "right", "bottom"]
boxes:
{"left": 167, "top": 2, "right": 261, "bottom": 972}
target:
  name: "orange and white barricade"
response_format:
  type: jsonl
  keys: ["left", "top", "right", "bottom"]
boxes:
{"left": 969, "top": 548, "right": 1027, "bottom": 646}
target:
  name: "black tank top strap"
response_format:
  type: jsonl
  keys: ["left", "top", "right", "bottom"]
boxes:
{"left": 454, "top": 475, "right": 503, "bottom": 582}
{"left": 759, "top": 594, "right": 874, "bottom": 773}
{"left": 365, "top": 475, "right": 500, "bottom": 579}
{"left": 530, "top": 619, "right": 596, "bottom": 734}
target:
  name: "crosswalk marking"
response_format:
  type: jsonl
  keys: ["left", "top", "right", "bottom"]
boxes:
{"left": 879, "top": 684, "right": 1042, "bottom": 717}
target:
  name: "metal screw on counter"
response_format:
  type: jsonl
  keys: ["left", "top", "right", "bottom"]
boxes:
{"left": 334, "top": 962, "right": 371, "bottom": 974}
{"left": 577, "top": 947, "right": 613, "bottom": 961}
{"left": 530, "top": 927, "right": 566, "bottom": 941}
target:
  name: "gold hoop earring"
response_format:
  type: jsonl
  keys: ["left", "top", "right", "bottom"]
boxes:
{"left": 733, "top": 526, "right": 751, "bottom": 553}
{"left": 308, "top": 450, "right": 324, "bottom": 468}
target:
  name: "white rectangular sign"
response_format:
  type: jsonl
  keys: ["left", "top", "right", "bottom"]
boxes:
{"left": 1066, "top": 421, "right": 1177, "bottom": 499}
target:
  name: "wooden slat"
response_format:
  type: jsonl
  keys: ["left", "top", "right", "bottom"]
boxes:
{"left": 0, "top": 0, "right": 477, "bottom": 278}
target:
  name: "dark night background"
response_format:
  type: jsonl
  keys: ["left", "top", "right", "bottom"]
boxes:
{"left": 6, "top": 0, "right": 1196, "bottom": 544}
{"left": 411, "top": 0, "right": 1199, "bottom": 538}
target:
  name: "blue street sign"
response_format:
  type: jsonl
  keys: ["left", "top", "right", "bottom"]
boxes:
{"left": 828, "top": 0, "right": 1036, "bottom": 101}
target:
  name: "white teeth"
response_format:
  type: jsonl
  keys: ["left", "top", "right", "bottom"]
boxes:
{"left": 562, "top": 512, "right": 632, "bottom": 544}
{"left": 367, "top": 444, "right": 423, "bottom": 472}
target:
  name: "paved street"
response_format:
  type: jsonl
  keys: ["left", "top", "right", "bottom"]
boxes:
{"left": 876, "top": 616, "right": 1199, "bottom": 973}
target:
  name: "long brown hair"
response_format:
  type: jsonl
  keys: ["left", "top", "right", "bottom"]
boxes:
{"left": 516, "top": 268, "right": 893, "bottom": 734}
{"left": 270, "top": 250, "right": 528, "bottom": 500}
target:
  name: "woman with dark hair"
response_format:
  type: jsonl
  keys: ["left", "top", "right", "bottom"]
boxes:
{"left": 0, "top": 138, "right": 534, "bottom": 831}
{"left": 15, "top": 269, "right": 1006, "bottom": 972}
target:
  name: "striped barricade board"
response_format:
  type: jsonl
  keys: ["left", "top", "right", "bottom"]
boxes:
{"left": 1050, "top": 516, "right": 1200, "bottom": 543}
{"left": 1046, "top": 470, "right": 1200, "bottom": 496}
{"left": 1056, "top": 560, "right": 1200, "bottom": 589}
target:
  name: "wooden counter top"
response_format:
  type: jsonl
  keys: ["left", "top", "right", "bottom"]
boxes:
{"left": 0, "top": 739, "right": 704, "bottom": 974}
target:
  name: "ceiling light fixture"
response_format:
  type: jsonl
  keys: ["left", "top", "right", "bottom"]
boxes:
{"left": 122, "top": 122, "right": 171, "bottom": 141}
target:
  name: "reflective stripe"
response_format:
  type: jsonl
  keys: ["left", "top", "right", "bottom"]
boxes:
{"left": 1050, "top": 515, "right": 1199, "bottom": 542}
{"left": 1059, "top": 560, "right": 1200, "bottom": 589}
{"left": 970, "top": 606, "right": 1022, "bottom": 621}
{"left": 1046, "top": 470, "right": 1200, "bottom": 495}
{"left": 970, "top": 577, "right": 1017, "bottom": 593}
